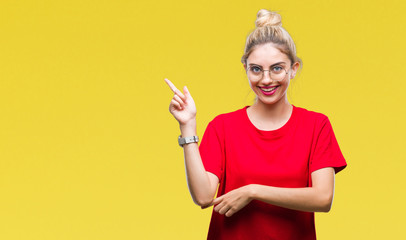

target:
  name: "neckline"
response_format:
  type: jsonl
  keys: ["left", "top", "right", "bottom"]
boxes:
{"left": 243, "top": 105, "right": 297, "bottom": 139}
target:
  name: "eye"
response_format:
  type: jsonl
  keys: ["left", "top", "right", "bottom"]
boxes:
{"left": 272, "top": 66, "right": 284, "bottom": 72}
{"left": 250, "top": 66, "right": 262, "bottom": 73}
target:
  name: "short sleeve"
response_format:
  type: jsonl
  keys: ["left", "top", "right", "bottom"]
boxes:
{"left": 310, "top": 116, "right": 347, "bottom": 174}
{"left": 199, "top": 118, "right": 225, "bottom": 180}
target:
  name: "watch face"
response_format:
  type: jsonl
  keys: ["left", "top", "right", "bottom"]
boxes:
{"left": 178, "top": 137, "right": 186, "bottom": 146}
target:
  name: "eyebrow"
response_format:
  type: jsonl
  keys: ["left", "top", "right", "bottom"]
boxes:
{"left": 248, "top": 62, "right": 286, "bottom": 67}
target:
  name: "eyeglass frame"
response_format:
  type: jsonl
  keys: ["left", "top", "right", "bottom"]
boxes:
{"left": 246, "top": 64, "right": 291, "bottom": 82}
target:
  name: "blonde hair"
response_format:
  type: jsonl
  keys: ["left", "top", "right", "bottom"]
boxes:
{"left": 241, "top": 9, "right": 302, "bottom": 67}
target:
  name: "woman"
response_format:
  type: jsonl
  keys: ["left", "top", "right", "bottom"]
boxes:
{"left": 165, "top": 9, "right": 347, "bottom": 240}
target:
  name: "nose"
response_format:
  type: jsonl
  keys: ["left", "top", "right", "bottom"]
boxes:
{"left": 261, "top": 70, "right": 273, "bottom": 85}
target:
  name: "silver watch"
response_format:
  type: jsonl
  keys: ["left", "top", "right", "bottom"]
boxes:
{"left": 178, "top": 135, "right": 199, "bottom": 147}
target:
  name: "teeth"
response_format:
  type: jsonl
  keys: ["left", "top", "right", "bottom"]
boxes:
{"left": 261, "top": 86, "right": 277, "bottom": 92}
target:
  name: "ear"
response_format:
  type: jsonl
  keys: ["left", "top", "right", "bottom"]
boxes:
{"left": 290, "top": 62, "right": 300, "bottom": 79}
{"left": 243, "top": 63, "right": 247, "bottom": 71}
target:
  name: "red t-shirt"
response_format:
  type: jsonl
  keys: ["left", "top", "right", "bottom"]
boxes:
{"left": 199, "top": 105, "right": 347, "bottom": 240}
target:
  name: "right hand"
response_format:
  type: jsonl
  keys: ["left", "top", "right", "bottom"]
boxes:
{"left": 164, "top": 78, "right": 197, "bottom": 126}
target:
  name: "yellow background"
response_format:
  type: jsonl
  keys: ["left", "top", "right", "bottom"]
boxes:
{"left": 1, "top": 0, "right": 405, "bottom": 239}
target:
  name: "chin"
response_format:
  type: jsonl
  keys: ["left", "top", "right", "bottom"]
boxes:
{"left": 256, "top": 94, "right": 285, "bottom": 106}
{"left": 257, "top": 98, "right": 278, "bottom": 106}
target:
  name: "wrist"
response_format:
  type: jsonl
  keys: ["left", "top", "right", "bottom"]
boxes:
{"left": 179, "top": 119, "right": 197, "bottom": 136}
{"left": 247, "top": 184, "right": 258, "bottom": 200}
{"left": 180, "top": 118, "right": 196, "bottom": 127}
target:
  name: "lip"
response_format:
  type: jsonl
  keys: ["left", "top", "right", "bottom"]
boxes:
{"left": 259, "top": 86, "right": 279, "bottom": 96}
{"left": 260, "top": 85, "right": 279, "bottom": 89}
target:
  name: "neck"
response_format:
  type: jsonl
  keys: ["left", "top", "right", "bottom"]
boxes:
{"left": 250, "top": 97, "right": 292, "bottom": 122}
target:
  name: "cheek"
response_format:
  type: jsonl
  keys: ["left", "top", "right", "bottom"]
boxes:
{"left": 281, "top": 77, "right": 290, "bottom": 85}
{"left": 281, "top": 80, "right": 290, "bottom": 91}
{"left": 248, "top": 79, "right": 258, "bottom": 89}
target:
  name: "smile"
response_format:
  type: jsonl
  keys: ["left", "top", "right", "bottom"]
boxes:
{"left": 259, "top": 86, "right": 279, "bottom": 95}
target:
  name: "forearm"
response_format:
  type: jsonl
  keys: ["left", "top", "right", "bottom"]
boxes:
{"left": 181, "top": 122, "right": 216, "bottom": 206}
{"left": 249, "top": 184, "right": 333, "bottom": 212}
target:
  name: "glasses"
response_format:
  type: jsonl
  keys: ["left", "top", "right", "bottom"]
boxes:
{"left": 247, "top": 65, "right": 290, "bottom": 81}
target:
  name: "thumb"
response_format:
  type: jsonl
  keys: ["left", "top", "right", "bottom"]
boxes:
{"left": 183, "top": 86, "right": 191, "bottom": 97}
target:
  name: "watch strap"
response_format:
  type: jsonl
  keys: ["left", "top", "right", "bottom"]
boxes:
{"left": 178, "top": 135, "right": 199, "bottom": 147}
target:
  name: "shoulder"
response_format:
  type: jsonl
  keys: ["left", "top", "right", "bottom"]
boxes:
{"left": 209, "top": 106, "right": 247, "bottom": 125}
{"left": 204, "top": 106, "right": 247, "bottom": 134}
{"left": 294, "top": 105, "right": 330, "bottom": 126}
{"left": 201, "top": 107, "right": 247, "bottom": 140}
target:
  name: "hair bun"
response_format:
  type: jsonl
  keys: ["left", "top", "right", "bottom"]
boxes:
{"left": 255, "top": 9, "right": 282, "bottom": 28}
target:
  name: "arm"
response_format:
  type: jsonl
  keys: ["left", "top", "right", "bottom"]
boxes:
{"left": 181, "top": 123, "right": 219, "bottom": 206}
{"left": 210, "top": 167, "right": 335, "bottom": 217}
{"left": 165, "top": 79, "right": 219, "bottom": 207}
{"left": 251, "top": 167, "right": 335, "bottom": 212}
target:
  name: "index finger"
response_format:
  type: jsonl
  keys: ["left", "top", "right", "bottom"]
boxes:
{"left": 202, "top": 197, "right": 222, "bottom": 209}
{"left": 164, "top": 78, "right": 178, "bottom": 93}
{"left": 164, "top": 78, "right": 186, "bottom": 100}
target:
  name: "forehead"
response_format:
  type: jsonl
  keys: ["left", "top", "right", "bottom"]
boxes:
{"left": 247, "top": 43, "right": 290, "bottom": 66}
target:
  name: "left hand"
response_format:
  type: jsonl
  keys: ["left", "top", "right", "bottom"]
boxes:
{"left": 207, "top": 185, "right": 253, "bottom": 217}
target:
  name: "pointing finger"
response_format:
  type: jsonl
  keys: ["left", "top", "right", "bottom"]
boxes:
{"left": 164, "top": 78, "right": 186, "bottom": 101}
{"left": 164, "top": 78, "right": 178, "bottom": 93}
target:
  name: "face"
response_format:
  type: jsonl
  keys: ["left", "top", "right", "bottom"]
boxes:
{"left": 244, "top": 43, "right": 299, "bottom": 106}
